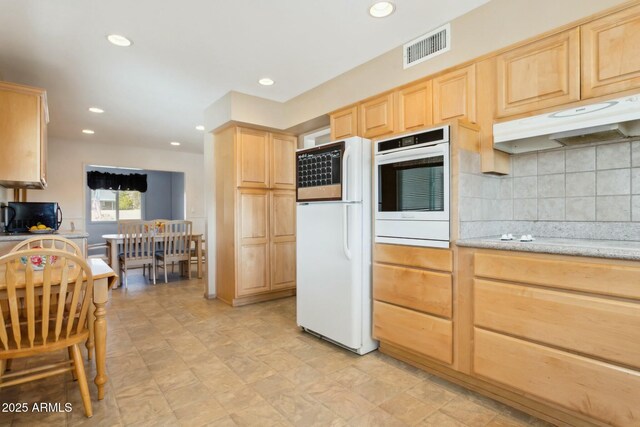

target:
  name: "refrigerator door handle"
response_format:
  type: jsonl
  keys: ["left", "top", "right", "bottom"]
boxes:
{"left": 342, "top": 145, "right": 351, "bottom": 201}
{"left": 343, "top": 204, "right": 352, "bottom": 260}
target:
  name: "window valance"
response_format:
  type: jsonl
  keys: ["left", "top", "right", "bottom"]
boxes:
{"left": 87, "top": 171, "right": 148, "bottom": 192}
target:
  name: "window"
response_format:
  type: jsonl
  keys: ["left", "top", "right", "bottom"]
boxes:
{"left": 91, "top": 189, "right": 142, "bottom": 222}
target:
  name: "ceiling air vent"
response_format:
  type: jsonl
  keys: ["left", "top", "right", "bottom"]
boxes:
{"left": 403, "top": 23, "right": 451, "bottom": 69}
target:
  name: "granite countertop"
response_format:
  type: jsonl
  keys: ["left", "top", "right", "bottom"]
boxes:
{"left": 0, "top": 230, "right": 89, "bottom": 242}
{"left": 456, "top": 236, "right": 640, "bottom": 261}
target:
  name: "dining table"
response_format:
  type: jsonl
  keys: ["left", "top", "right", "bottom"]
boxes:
{"left": 102, "top": 233, "right": 204, "bottom": 282}
{"left": 86, "top": 258, "right": 118, "bottom": 400}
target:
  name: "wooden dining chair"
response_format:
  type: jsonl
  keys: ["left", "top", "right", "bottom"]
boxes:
{"left": 0, "top": 249, "right": 94, "bottom": 417}
{"left": 118, "top": 220, "right": 156, "bottom": 288}
{"left": 155, "top": 220, "right": 192, "bottom": 283}
{"left": 10, "top": 235, "right": 83, "bottom": 256}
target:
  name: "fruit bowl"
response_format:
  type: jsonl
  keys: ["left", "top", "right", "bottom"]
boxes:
{"left": 29, "top": 229, "right": 55, "bottom": 234}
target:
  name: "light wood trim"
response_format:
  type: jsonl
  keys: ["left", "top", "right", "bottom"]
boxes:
{"left": 396, "top": 80, "right": 433, "bottom": 132}
{"left": 270, "top": 133, "right": 296, "bottom": 190}
{"left": 433, "top": 64, "right": 476, "bottom": 124}
{"left": 496, "top": 28, "right": 581, "bottom": 117}
{"left": 359, "top": 92, "right": 395, "bottom": 138}
{"left": 474, "top": 328, "right": 640, "bottom": 427}
{"left": 373, "top": 263, "right": 452, "bottom": 318}
{"left": 373, "top": 301, "right": 453, "bottom": 365}
{"left": 582, "top": 3, "right": 640, "bottom": 99}
{"left": 374, "top": 243, "right": 452, "bottom": 272}
{"left": 475, "top": 57, "right": 510, "bottom": 174}
{"left": 475, "top": 278, "right": 640, "bottom": 369}
{"left": 453, "top": 246, "right": 474, "bottom": 375}
{"left": 330, "top": 105, "right": 359, "bottom": 140}
{"left": 297, "top": 184, "right": 341, "bottom": 201}
{"left": 474, "top": 251, "right": 640, "bottom": 300}
{"left": 225, "top": 288, "right": 296, "bottom": 307}
{"left": 214, "top": 127, "right": 236, "bottom": 304}
{"left": 236, "top": 127, "right": 269, "bottom": 188}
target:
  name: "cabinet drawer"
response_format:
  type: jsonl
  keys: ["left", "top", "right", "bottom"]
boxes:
{"left": 474, "top": 252, "right": 640, "bottom": 300}
{"left": 373, "top": 301, "right": 452, "bottom": 364}
{"left": 474, "top": 328, "right": 640, "bottom": 427}
{"left": 475, "top": 279, "right": 640, "bottom": 369}
{"left": 374, "top": 244, "right": 452, "bottom": 272}
{"left": 373, "top": 263, "right": 451, "bottom": 318}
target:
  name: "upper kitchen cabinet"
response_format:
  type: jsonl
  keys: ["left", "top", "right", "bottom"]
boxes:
{"left": 582, "top": 4, "right": 640, "bottom": 99}
{"left": 236, "top": 127, "right": 270, "bottom": 188}
{"left": 329, "top": 105, "right": 359, "bottom": 140}
{"left": 359, "top": 92, "right": 395, "bottom": 138}
{"left": 270, "top": 133, "right": 296, "bottom": 190}
{"left": 433, "top": 64, "right": 476, "bottom": 124}
{"left": 397, "top": 80, "right": 433, "bottom": 133}
{"left": 496, "top": 28, "right": 580, "bottom": 117}
{"left": 0, "top": 81, "right": 48, "bottom": 189}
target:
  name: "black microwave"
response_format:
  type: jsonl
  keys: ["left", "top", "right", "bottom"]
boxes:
{"left": 4, "top": 202, "right": 63, "bottom": 233}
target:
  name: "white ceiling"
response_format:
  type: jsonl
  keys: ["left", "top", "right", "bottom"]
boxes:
{"left": 0, "top": 0, "right": 488, "bottom": 153}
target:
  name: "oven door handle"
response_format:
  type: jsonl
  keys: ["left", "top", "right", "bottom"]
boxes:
{"left": 342, "top": 145, "right": 351, "bottom": 201}
{"left": 343, "top": 204, "right": 352, "bottom": 261}
{"left": 375, "top": 143, "right": 448, "bottom": 165}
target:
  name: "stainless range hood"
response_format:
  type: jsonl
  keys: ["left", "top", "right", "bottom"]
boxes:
{"left": 493, "top": 93, "right": 640, "bottom": 154}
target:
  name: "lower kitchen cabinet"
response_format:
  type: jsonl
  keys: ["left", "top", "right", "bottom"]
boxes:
{"left": 372, "top": 243, "right": 454, "bottom": 365}
{"left": 374, "top": 244, "right": 640, "bottom": 427}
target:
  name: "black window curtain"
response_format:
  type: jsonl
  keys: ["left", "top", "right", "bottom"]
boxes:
{"left": 87, "top": 171, "right": 148, "bottom": 193}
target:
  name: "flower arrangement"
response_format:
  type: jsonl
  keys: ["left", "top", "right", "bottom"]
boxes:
{"left": 20, "top": 246, "right": 58, "bottom": 271}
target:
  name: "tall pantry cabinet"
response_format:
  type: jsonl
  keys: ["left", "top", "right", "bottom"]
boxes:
{"left": 214, "top": 126, "right": 297, "bottom": 306}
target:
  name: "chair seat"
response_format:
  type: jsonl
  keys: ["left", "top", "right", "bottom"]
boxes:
{"left": 0, "top": 325, "right": 89, "bottom": 359}
{"left": 119, "top": 252, "right": 151, "bottom": 260}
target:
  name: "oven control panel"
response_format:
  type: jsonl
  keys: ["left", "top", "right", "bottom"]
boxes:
{"left": 297, "top": 146, "right": 342, "bottom": 188}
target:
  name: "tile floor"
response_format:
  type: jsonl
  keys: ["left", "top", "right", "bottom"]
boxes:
{"left": 0, "top": 271, "right": 551, "bottom": 427}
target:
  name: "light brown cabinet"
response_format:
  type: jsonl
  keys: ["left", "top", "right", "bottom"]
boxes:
{"left": 359, "top": 92, "right": 395, "bottom": 138}
{"left": 397, "top": 80, "right": 433, "bottom": 132}
{"left": 372, "top": 244, "right": 454, "bottom": 365}
{"left": 496, "top": 29, "right": 580, "bottom": 117}
{"left": 329, "top": 105, "right": 359, "bottom": 140}
{"left": 270, "top": 133, "right": 297, "bottom": 189}
{"left": 214, "top": 126, "right": 296, "bottom": 306}
{"left": 472, "top": 249, "right": 640, "bottom": 426}
{"left": 0, "top": 81, "right": 48, "bottom": 189}
{"left": 433, "top": 64, "right": 476, "bottom": 124}
{"left": 582, "top": 4, "right": 640, "bottom": 99}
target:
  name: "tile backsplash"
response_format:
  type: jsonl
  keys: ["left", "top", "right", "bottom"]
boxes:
{"left": 458, "top": 140, "right": 640, "bottom": 240}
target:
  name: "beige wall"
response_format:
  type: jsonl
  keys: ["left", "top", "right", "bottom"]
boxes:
{"left": 27, "top": 138, "right": 206, "bottom": 235}
{"left": 205, "top": 0, "right": 629, "bottom": 132}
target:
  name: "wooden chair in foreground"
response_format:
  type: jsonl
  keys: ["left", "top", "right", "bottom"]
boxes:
{"left": 155, "top": 220, "right": 192, "bottom": 283}
{"left": 10, "top": 235, "right": 83, "bottom": 256}
{"left": 0, "top": 249, "right": 94, "bottom": 417}
{"left": 118, "top": 220, "right": 156, "bottom": 288}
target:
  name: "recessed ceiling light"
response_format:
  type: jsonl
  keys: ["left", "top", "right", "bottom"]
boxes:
{"left": 258, "top": 78, "right": 275, "bottom": 86}
{"left": 170, "top": 141, "right": 181, "bottom": 146}
{"left": 82, "top": 129, "right": 95, "bottom": 135}
{"left": 195, "top": 125, "right": 205, "bottom": 131}
{"left": 107, "top": 34, "right": 132, "bottom": 47}
{"left": 369, "top": 1, "right": 395, "bottom": 18}
{"left": 88, "top": 107, "right": 104, "bottom": 114}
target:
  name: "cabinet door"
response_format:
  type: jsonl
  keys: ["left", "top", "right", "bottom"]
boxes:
{"left": 330, "top": 105, "right": 359, "bottom": 140}
{"left": 237, "top": 189, "right": 269, "bottom": 296}
{"left": 397, "top": 80, "right": 433, "bottom": 132}
{"left": 433, "top": 65, "right": 476, "bottom": 124}
{"left": 270, "top": 133, "right": 296, "bottom": 190}
{"left": 359, "top": 92, "right": 395, "bottom": 138}
{"left": 496, "top": 29, "right": 580, "bottom": 117}
{"left": 0, "top": 83, "right": 46, "bottom": 188}
{"left": 582, "top": 4, "right": 640, "bottom": 99}
{"left": 270, "top": 190, "right": 296, "bottom": 290}
{"left": 236, "top": 127, "right": 269, "bottom": 188}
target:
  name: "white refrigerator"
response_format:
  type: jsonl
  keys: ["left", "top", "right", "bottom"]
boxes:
{"left": 296, "top": 137, "right": 378, "bottom": 355}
